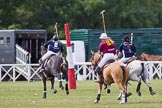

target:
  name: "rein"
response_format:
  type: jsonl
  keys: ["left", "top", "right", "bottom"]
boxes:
{"left": 91, "top": 53, "right": 102, "bottom": 68}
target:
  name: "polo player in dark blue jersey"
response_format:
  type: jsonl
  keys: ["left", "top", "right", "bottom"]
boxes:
{"left": 118, "top": 36, "right": 136, "bottom": 63}
{"left": 39, "top": 35, "right": 64, "bottom": 65}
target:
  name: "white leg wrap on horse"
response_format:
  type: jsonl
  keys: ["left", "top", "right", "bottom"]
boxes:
{"left": 98, "top": 90, "right": 101, "bottom": 94}
{"left": 65, "top": 81, "right": 68, "bottom": 84}
{"left": 120, "top": 93, "right": 126, "bottom": 104}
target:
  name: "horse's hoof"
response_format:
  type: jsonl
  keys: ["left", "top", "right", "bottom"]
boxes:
{"left": 42, "top": 96, "right": 46, "bottom": 99}
{"left": 104, "top": 86, "right": 107, "bottom": 89}
{"left": 61, "top": 86, "right": 64, "bottom": 90}
{"left": 116, "top": 97, "right": 121, "bottom": 100}
{"left": 106, "top": 89, "right": 111, "bottom": 94}
{"left": 66, "top": 91, "right": 69, "bottom": 95}
{"left": 127, "top": 92, "right": 132, "bottom": 97}
{"left": 94, "top": 99, "right": 99, "bottom": 104}
{"left": 59, "top": 85, "right": 64, "bottom": 90}
{"left": 150, "top": 91, "right": 156, "bottom": 95}
{"left": 120, "top": 102, "right": 126, "bottom": 104}
{"left": 137, "top": 92, "right": 141, "bottom": 96}
{"left": 52, "top": 89, "right": 57, "bottom": 94}
{"left": 104, "top": 85, "right": 107, "bottom": 89}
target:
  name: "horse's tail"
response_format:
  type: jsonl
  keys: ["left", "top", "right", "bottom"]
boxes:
{"left": 141, "top": 63, "right": 149, "bottom": 83}
{"left": 120, "top": 66, "right": 128, "bottom": 83}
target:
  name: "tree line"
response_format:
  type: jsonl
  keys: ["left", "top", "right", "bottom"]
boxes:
{"left": 0, "top": 0, "right": 162, "bottom": 39}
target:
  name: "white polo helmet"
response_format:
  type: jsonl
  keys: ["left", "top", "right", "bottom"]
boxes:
{"left": 99, "top": 33, "right": 109, "bottom": 39}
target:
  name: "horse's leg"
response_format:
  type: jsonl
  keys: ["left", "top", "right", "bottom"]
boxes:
{"left": 136, "top": 81, "right": 142, "bottom": 96}
{"left": 125, "top": 82, "right": 132, "bottom": 97}
{"left": 116, "top": 92, "right": 122, "bottom": 100}
{"left": 42, "top": 77, "right": 47, "bottom": 99}
{"left": 94, "top": 83, "right": 103, "bottom": 103}
{"left": 104, "top": 83, "right": 107, "bottom": 89}
{"left": 50, "top": 77, "right": 57, "bottom": 94}
{"left": 133, "top": 75, "right": 143, "bottom": 96}
{"left": 59, "top": 80, "right": 64, "bottom": 90}
{"left": 64, "top": 73, "right": 69, "bottom": 95}
{"left": 106, "top": 85, "right": 111, "bottom": 94}
{"left": 129, "top": 74, "right": 142, "bottom": 96}
{"left": 59, "top": 73, "right": 64, "bottom": 90}
{"left": 142, "top": 69, "right": 156, "bottom": 95}
{"left": 116, "top": 82, "right": 132, "bottom": 100}
{"left": 142, "top": 76, "right": 156, "bottom": 95}
{"left": 115, "top": 82, "right": 127, "bottom": 104}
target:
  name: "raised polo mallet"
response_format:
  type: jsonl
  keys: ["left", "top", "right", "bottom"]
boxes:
{"left": 100, "top": 10, "right": 106, "bottom": 33}
{"left": 54, "top": 22, "right": 58, "bottom": 36}
{"left": 131, "top": 33, "right": 133, "bottom": 44}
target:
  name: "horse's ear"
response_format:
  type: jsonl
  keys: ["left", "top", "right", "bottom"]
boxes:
{"left": 91, "top": 50, "right": 94, "bottom": 55}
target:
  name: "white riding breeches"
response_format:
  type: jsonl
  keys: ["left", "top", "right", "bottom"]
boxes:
{"left": 41, "top": 50, "right": 58, "bottom": 61}
{"left": 118, "top": 57, "right": 131, "bottom": 63}
{"left": 98, "top": 53, "right": 116, "bottom": 68}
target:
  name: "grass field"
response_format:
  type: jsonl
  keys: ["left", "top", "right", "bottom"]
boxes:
{"left": 0, "top": 80, "right": 161, "bottom": 108}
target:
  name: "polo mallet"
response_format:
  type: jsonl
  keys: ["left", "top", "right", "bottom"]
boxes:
{"left": 100, "top": 10, "right": 106, "bottom": 33}
{"left": 131, "top": 33, "right": 133, "bottom": 44}
{"left": 54, "top": 22, "right": 58, "bottom": 36}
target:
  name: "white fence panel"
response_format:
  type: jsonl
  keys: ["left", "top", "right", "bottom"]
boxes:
{"left": 0, "top": 61, "right": 162, "bottom": 82}
{"left": 0, "top": 64, "right": 41, "bottom": 82}
{"left": 142, "top": 61, "right": 162, "bottom": 79}
{"left": 74, "top": 62, "right": 96, "bottom": 80}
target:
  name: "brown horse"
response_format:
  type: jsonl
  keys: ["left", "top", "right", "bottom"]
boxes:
{"left": 137, "top": 52, "right": 162, "bottom": 79}
{"left": 90, "top": 51, "right": 129, "bottom": 104}
{"left": 138, "top": 52, "right": 162, "bottom": 61}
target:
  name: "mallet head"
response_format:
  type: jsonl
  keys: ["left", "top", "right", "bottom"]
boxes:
{"left": 100, "top": 10, "right": 105, "bottom": 14}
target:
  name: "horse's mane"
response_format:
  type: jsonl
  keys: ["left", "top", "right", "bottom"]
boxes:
{"left": 142, "top": 52, "right": 162, "bottom": 61}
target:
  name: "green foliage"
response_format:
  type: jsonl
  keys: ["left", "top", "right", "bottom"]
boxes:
{"left": 62, "top": 43, "right": 67, "bottom": 57}
{"left": 0, "top": 0, "right": 162, "bottom": 38}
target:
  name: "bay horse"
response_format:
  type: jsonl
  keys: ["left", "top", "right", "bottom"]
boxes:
{"left": 139, "top": 52, "right": 162, "bottom": 61}
{"left": 137, "top": 52, "right": 162, "bottom": 79}
{"left": 39, "top": 45, "right": 69, "bottom": 98}
{"left": 90, "top": 51, "right": 129, "bottom": 104}
{"left": 116, "top": 59, "right": 156, "bottom": 100}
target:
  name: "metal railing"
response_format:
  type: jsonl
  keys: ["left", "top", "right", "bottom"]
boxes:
{"left": 16, "top": 44, "right": 31, "bottom": 64}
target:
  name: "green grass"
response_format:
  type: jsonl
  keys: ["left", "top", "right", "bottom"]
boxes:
{"left": 0, "top": 80, "right": 161, "bottom": 108}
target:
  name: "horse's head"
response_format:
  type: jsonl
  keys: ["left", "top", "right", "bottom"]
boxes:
{"left": 135, "top": 52, "right": 147, "bottom": 61}
{"left": 90, "top": 50, "right": 102, "bottom": 69}
{"left": 140, "top": 52, "right": 147, "bottom": 61}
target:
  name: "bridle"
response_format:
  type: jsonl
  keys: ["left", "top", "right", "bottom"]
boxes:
{"left": 91, "top": 52, "right": 102, "bottom": 69}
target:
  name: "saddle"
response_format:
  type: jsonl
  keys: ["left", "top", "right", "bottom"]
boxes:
{"left": 104, "top": 59, "right": 115, "bottom": 68}
{"left": 42, "top": 54, "right": 56, "bottom": 68}
{"left": 43, "top": 54, "right": 66, "bottom": 72}
{"left": 125, "top": 57, "right": 137, "bottom": 65}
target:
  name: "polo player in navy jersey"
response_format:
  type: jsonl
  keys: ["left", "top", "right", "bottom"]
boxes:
{"left": 118, "top": 36, "right": 136, "bottom": 63}
{"left": 39, "top": 35, "right": 64, "bottom": 66}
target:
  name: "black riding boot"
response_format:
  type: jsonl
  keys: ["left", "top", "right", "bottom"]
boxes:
{"left": 95, "top": 66, "right": 101, "bottom": 75}
{"left": 95, "top": 67, "right": 104, "bottom": 84}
